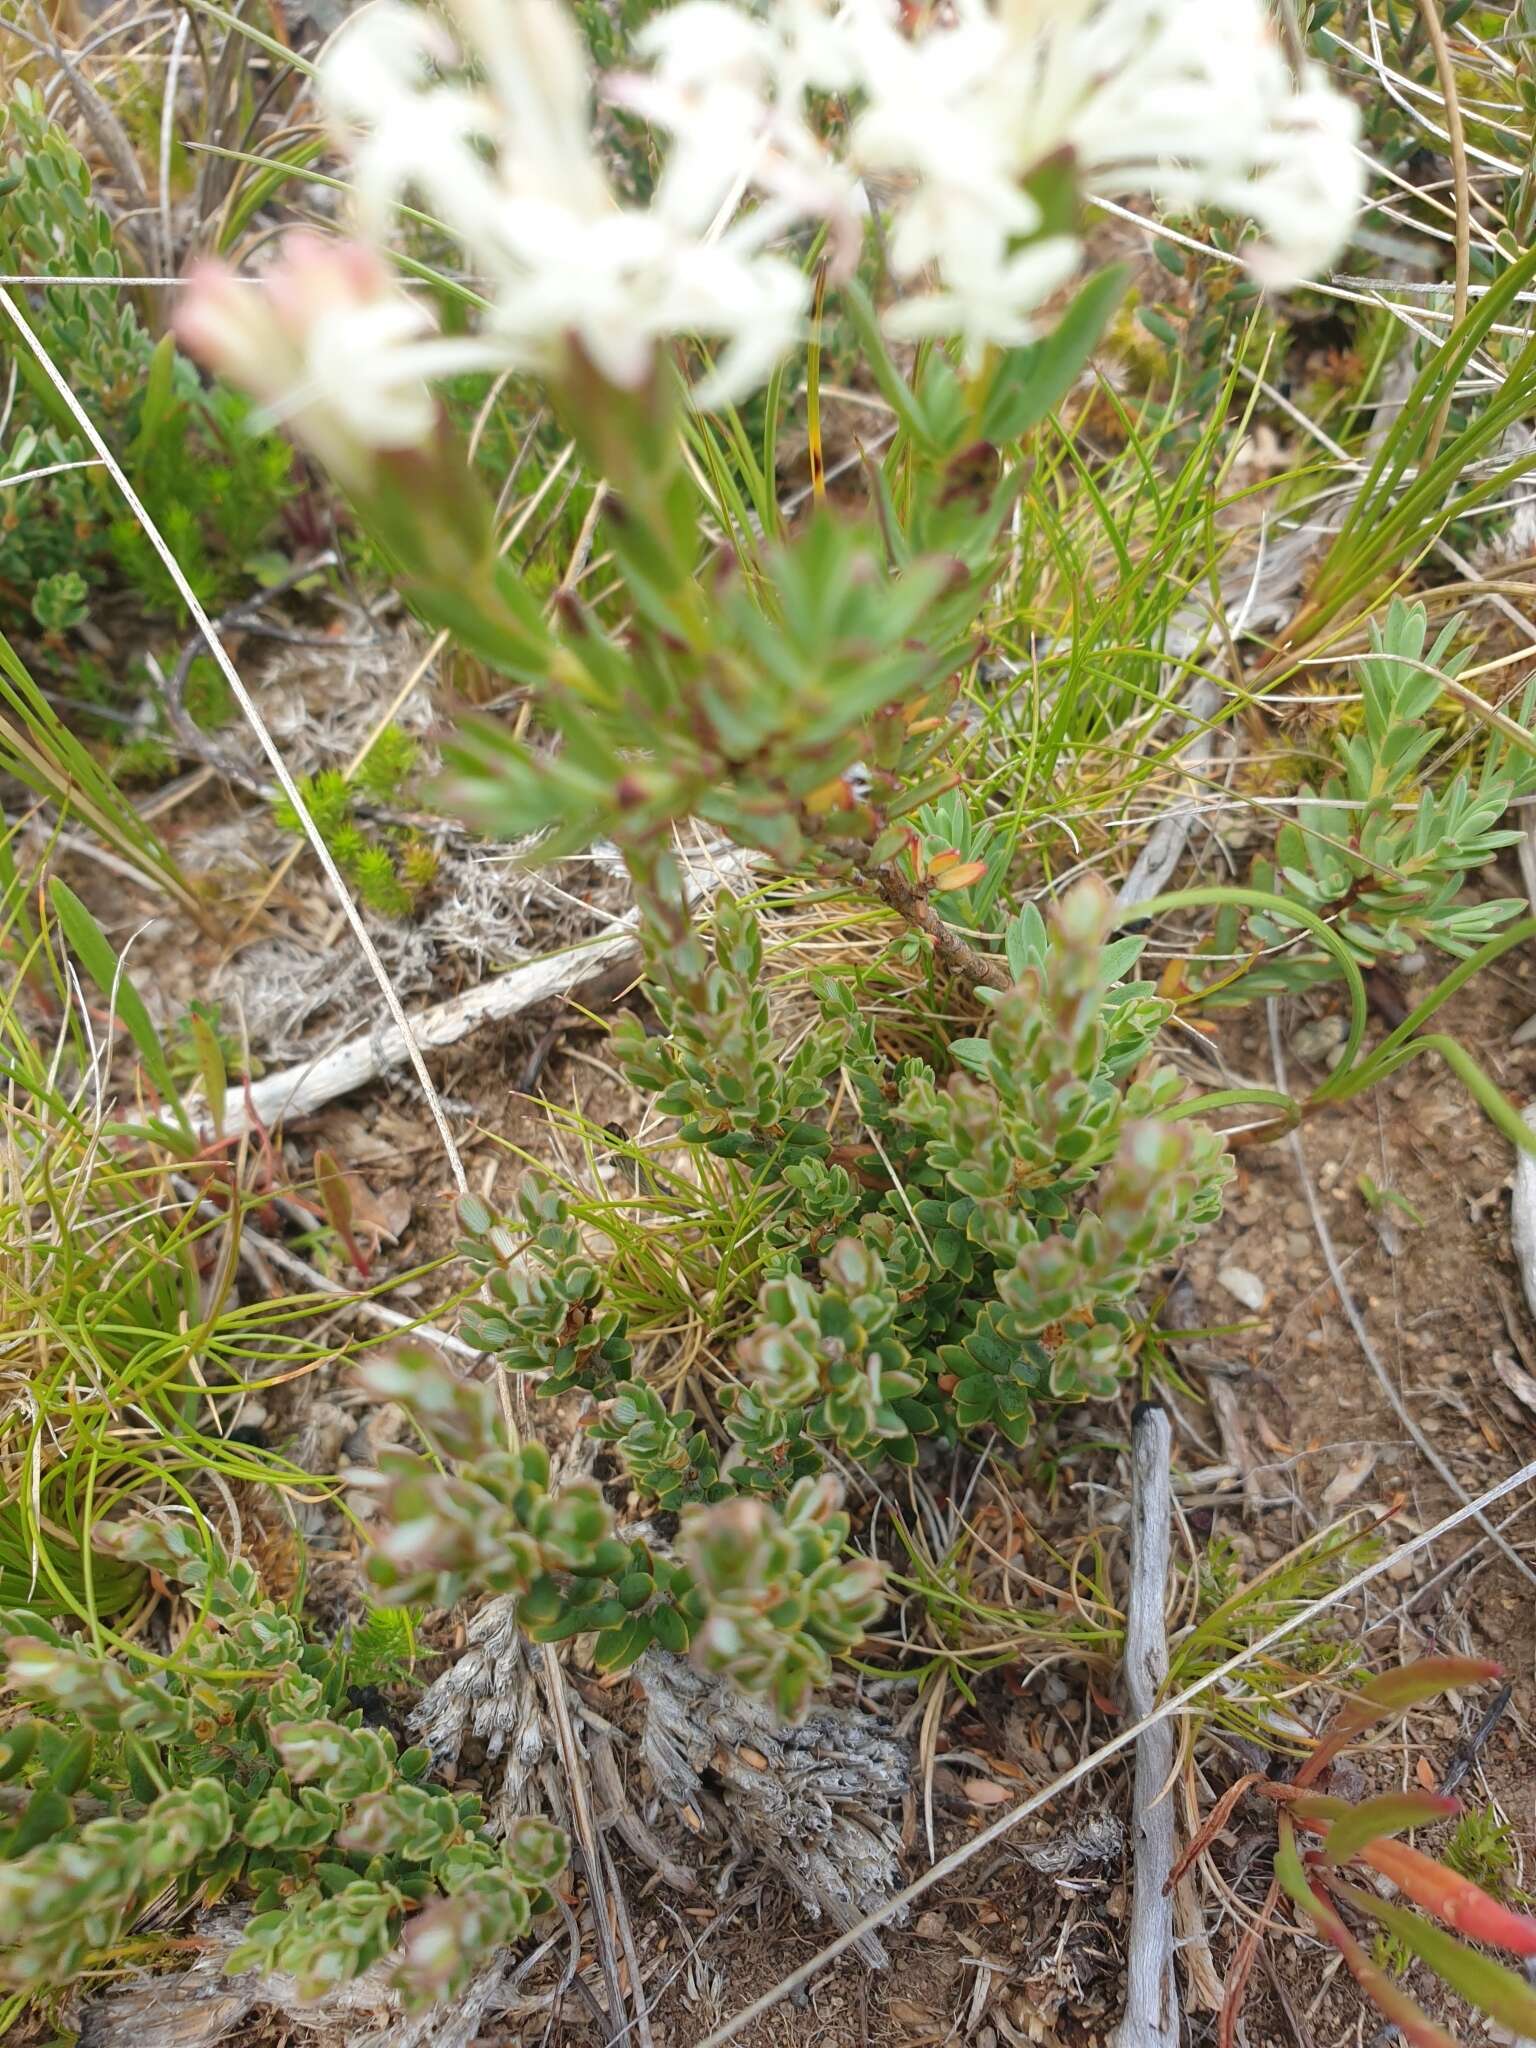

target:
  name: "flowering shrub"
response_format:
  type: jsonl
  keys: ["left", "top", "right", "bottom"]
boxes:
{"left": 0, "top": 1525, "right": 565, "bottom": 2009}
{"left": 171, "top": 0, "right": 1353, "bottom": 1720}
{"left": 176, "top": 0, "right": 1364, "bottom": 987}
{"left": 186, "top": 0, "right": 1361, "bottom": 418}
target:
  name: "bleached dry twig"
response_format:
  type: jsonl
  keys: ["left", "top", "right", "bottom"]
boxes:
{"left": 203, "top": 845, "right": 757, "bottom": 1140}
{"left": 1110, "top": 1403, "right": 1178, "bottom": 2048}
{"left": 1508, "top": 1103, "right": 1536, "bottom": 1328}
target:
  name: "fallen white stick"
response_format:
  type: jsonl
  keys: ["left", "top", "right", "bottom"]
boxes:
{"left": 1115, "top": 677, "right": 1224, "bottom": 911}
{"left": 209, "top": 845, "right": 757, "bottom": 1139}
{"left": 1510, "top": 1104, "right": 1536, "bottom": 1328}
{"left": 1111, "top": 1403, "right": 1179, "bottom": 2048}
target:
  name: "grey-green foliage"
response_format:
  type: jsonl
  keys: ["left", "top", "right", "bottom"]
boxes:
{"left": 1206, "top": 599, "right": 1536, "bottom": 997}
{"left": 456, "top": 874, "right": 1229, "bottom": 1532}
{"left": 0, "top": 1524, "right": 565, "bottom": 2010}
{"left": 435, "top": 270, "right": 1127, "bottom": 904}
{"left": 355, "top": 1349, "right": 883, "bottom": 1719}
{"left": 617, "top": 875, "right": 1231, "bottom": 1449}
{"left": 425, "top": 880, "right": 1225, "bottom": 1716}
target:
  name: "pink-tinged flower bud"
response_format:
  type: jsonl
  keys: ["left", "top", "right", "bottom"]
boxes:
{"left": 177, "top": 231, "right": 487, "bottom": 494}
{"left": 175, "top": 260, "right": 297, "bottom": 410}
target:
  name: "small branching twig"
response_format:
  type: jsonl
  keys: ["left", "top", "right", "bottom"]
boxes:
{"left": 864, "top": 858, "right": 1011, "bottom": 992}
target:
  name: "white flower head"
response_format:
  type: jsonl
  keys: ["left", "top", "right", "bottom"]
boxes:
{"left": 176, "top": 232, "right": 484, "bottom": 488}
{"left": 314, "top": 0, "right": 840, "bottom": 406}
{"left": 841, "top": 0, "right": 1364, "bottom": 356}
{"left": 610, "top": 1, "right": 863, "bottom": 264}
{"left": 207, "top": 0, "right": 1364, "bottom": 440}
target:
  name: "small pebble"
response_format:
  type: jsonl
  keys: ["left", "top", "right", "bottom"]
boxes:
{"left": 1217, "top": 1265, "right": 1268, "bottom": 1312}
{"left": 1292, "top": 1015, "right": 1347, "bottom": 1063}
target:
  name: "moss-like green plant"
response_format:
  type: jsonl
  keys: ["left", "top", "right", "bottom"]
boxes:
{"left": 270, "top": 730, "right": 439, "bottom": 918}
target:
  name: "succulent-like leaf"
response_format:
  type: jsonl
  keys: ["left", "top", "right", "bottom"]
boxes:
{"left": 1273, "top": 1821, "right": 1458, "bottom": 2048}
{"left": 1318, "top": 1792, "right": 1461, "bottom": 1867}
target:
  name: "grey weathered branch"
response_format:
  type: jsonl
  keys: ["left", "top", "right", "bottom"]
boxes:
{"left": 634, "top": 1648, "right": 909, "bottom": 1966}
{"left": 1110, "top": 1403, "right": 1179, "bottom": 2048}
{"left": 72, "top": 1910, "right": 555, "bottom": 2048}
{"left": 196, "top": 845, "right": 756, "bottom": 1140}
{"left": 1509, "top": 1104, "right": 1536, "bottom": 1329}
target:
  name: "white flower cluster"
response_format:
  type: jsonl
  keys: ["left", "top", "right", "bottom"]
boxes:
{"left": 846, "top": 0, "right": 1365, "bottom": 355}
{"left": 319, "top": 0, "right": 848, "bottom": 408}
{"left": 184, "top": 0, "right": 1365, "bottom": 444}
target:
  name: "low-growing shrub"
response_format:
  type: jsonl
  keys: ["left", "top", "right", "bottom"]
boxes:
{"left": 373, "top": 879, "right": 1230, "bottom": 1713}
{"left": 0, "top": 1524, "right": 566, "bottom": 2008}
{"left": 0, "top": 87, "right": 294, "bottom": 636}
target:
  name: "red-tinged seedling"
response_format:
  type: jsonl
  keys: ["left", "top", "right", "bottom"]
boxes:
{"left": 1199, "top": 1659, "right": 1536, "bottom": 2047}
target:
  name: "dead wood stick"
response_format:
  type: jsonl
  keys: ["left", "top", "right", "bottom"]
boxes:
{"left": 195, "top": 845, "right": 757, "bottom": 1140}
{"left": 1111, "top": 1402, "right": 1179, "bottom": 2048}
{"left": 1116, "top": 677, "right": 1225, "bottom": 913}
{"left": 588, "top": 1722, "right": 697, "bottom": 1894}
{"left": 1510, "top": 1103, "right": 1536, "bottom": 1329}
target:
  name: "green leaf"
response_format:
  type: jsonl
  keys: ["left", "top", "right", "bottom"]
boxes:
{"left": 1319, "top": 1792, "right": 1459, "bottom": 1866}
{"left": 187, "top": 1007, "right": 228, "bottom": 1137}
{"left": 128, "top": 331, "right": 179, "bottom": 463}
{"left": 979, "top": 265, "right": 1129, "bottom": 444}
{"left": 1338, "top": 1657, "right": 1502, "bottom": 1737}
{"left": 593, "top": 1612, "right": 652, "bottom": 1671}
{"left": 50, "top": 1729, "right": 95, "bottom": 1797}
{"left": 0, "top": 1721, "right": 39, "bottom": 1781}
{"left": 840, "top": 281, "right": 942, "bottom": 452}
{"left": 1, "top": 1786, "right": 72, "bottom": 1856}
{"left": 48, "top": 880, "right": 193, "bottom": 1140}
{"left": 1274, "top": 1822, "right": 1458, "bottom": 2048}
